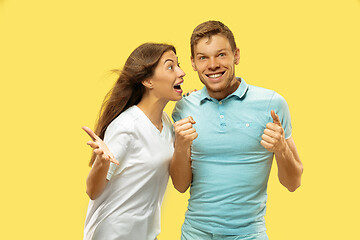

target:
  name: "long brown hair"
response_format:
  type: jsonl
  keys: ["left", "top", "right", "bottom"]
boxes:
{"left": 89, "top": 43, "right": 176, "bottom": 166}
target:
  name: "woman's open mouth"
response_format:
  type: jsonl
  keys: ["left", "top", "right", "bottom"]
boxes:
{"left": 173, "top": 81, "right": 183, "bottom": 94}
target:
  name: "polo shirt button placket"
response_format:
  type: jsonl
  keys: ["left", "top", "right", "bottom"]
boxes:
{"left": 218, "top": 100, "right": 226, "bottom": 129}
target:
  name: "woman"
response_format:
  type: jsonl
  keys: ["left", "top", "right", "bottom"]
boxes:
{"left": 83, "top": 43, "right": 197, "bottom": 240}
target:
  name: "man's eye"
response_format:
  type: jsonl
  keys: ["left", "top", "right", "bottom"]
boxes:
{"left": 168, "top": 65, "right": 173, "bottom": 70}
{"left": 200, "top": 56, "right": 206, "bottom": 60}
{"left": 219, "top": 53, "right": 225, "bottom": 57}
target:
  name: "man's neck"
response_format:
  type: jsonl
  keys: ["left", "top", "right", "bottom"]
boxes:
{"left": 209, "top": 77, "right": 241, "bottom": 101}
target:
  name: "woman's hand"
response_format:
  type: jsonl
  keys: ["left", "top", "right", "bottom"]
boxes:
{"left": 173, "top": 116, "right": 198, "bottom": 150}
{"left": 170, "top": 116, "right": 197, "bottom": 193}
{"left": 82, "top": 126, "right": 119, "bottom": 165}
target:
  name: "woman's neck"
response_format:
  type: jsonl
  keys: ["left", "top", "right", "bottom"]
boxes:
{"left": 137, "top": 94, "right": 168, "bottom": 132}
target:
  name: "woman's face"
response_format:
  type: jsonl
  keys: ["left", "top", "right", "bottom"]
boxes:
{"left": 148, "top": 50, "right": 186, "bottom": 101}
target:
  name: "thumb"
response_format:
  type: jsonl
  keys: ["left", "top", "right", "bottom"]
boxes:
{"left": 188, "top": 116, "right": 196, "bottom": 124}
{"left": 271, "top": 110, "right": 281, "bottom": 126}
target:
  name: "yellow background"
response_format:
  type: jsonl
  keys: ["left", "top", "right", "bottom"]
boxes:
{"left": 1, "top": 0, "right": 359, "bottom": 239}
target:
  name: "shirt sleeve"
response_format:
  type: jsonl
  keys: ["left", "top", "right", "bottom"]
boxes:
{"left": 103, "top": 122, "right": 133, "bottom": 180}
{"left": 172, "top": 101, "right": 183, "bottom": 123}
{"left": 269, "top": 92, "right": 292, "bottom": 139}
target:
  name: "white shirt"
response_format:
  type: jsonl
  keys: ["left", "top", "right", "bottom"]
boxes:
{"left": 84, "top": 106, "right": 174, "bottom": 240}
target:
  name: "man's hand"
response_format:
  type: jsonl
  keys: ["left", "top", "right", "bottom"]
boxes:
{"left": 82, "top": 126, "right": 119, "bottom": 165}
{"left": 260, "top": 110, "right": 286, "bottom": 153}
{"left": 183, "top": 89, "right": 197, "bottom": 97}
{"left": 173, "top": 116, "right": 198, "bottom": 149}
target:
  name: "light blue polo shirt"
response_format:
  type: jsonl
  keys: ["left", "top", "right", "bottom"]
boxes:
{"left": 172, "top": 78, "right": 292, "bottom": 236}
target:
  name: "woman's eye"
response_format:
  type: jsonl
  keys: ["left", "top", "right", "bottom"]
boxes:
{"left": 168, "top": 65, "right": 173, "bottom": 70}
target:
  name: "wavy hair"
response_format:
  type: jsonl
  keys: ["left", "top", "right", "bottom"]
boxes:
{"left": 89, "top": 43, "right": 176, "bottom": 166}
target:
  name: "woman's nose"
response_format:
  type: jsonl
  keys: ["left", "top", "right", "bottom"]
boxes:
{"left": 177, "top": 67, "right": 186, "bottom": 78}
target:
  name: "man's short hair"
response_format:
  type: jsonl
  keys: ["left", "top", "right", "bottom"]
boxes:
{"left": 190, "top": 20, "right": 237, "bottom": 57}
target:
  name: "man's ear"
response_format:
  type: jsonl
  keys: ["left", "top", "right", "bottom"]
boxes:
{"left": 234, "top": 48, "right": 240, "bottom": 65}
{"left": 191, "top": 56, "right": 197, "bottom": 71}
{"left": 142, "top": 78, "right": 153, "bottom": 89}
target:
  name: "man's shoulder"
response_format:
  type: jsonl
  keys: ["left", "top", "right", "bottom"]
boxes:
{"left": 172, "top": 90, "right": 202, "bottom": 121}
{"left": 246, "top": 84, "right": 289, "bottom": 112}
{"left": 243, "top": 83, "right": 290, "bottom": 111}
{"left": 176, "top": 89, "right": 202, "bottom": 108}
{"left": 247, "top": 84, "right": 276, "bottom": 98}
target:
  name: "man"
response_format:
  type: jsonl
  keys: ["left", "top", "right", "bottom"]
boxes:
{"left": 170, "top": 21, "right": 303, "bottom": 240}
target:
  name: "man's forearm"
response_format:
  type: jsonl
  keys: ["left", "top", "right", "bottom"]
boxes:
{"left": 274, "top": 137, "right": 303, "bottom": 192}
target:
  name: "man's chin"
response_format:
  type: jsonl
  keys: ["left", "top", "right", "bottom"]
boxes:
{"left": 204, "top": 84, "right": 226, "bottom": 94}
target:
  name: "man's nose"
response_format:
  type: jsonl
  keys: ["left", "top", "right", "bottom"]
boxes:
{"left": 208, "top": 57, "right": 220, "bottom": 70}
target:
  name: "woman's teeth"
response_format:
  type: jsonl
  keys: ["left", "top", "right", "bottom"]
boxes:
{"left": 174, "top": 82, "right": 183, "bottom": 89}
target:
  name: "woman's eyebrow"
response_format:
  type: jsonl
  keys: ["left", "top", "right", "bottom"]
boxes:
{"left": 164, "top": 59, "right": 174, "bottom": 63}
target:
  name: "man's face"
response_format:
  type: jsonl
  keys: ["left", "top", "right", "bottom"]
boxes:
{"left": 191, "top": 34, "right": 240, "bottom": 100}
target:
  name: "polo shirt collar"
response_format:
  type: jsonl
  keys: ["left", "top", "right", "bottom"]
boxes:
{"left": 200, "top": 77, "right": 249, "bottom": 103}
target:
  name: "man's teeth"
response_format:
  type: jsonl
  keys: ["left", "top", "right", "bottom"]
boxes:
{"left": 208, "top": 73, "right": 222, "bottom": 78}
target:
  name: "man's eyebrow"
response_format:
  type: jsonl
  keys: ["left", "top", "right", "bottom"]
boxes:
{"left": 164, "top": 59, "right": 174, "bottom": 64}
{"left": 196, "top": 49, "right": 229, "bottom": 55}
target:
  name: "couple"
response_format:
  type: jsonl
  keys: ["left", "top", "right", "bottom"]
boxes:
{"left": 83, "top": 21, "right": 303, "bottom": 240}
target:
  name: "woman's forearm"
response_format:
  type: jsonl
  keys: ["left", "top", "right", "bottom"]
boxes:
{"left": 170, "top": 147, "right": 192, "bottom": 193}
{"left": 86, "top": 158, "right": 110, "bottom": 200}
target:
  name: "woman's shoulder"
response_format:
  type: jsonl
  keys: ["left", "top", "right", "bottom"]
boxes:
{"left": 107, "top": 106, "right": 141, "bottom": 133}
